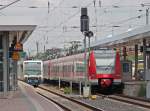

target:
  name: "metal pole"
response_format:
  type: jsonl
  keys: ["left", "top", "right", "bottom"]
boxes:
{"left": 143, "top": 39, "right": 146, "bottom": 80}
{"left": 88, "top": 36, "right": 91, "bottom": 96}
{"left": 88, "top": 37, "right": 90, "bottom": 80}
{"left": 79, "top": 81, "right": 82, "bottom": 95}
{"left": 44, "top": 45, "right": 46, "bottom": 53}
{"left": 59, "top": 77, "right": 60, "bottom": 89}
{"left": 13, "top": 61, "right": 17, "bottom": 90}
{"left": 84, "top": 35, "right": 87, "bottom": 87}
{"left": 88, "top": 37, "right": 91, "bottom": 53}
{"left": 70, "top": 81, "right": 72, "bottom": 94}
{"left": 146, "top": 8, "right": 149, "bottom": 25}
{"left": 135, "top": 44, "right": 138, "bottom": 80}
{"left": 36, "top": 41, "right": 39, "bottom": 56}
{"left": 94, "top": 2, "right": 98, "bottom": 41}
{"left": 148, "top": 44, "right": 150, "bottom": 69}
{"left": 2, "top": 32, "right": 9, "bottom": 96}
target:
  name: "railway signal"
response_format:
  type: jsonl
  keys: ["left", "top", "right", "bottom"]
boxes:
{"left": 80, "top": 8, "right": 94, "bottom": 97}
{"left": 80, "top": 8, "right": 89, "bottom": 32}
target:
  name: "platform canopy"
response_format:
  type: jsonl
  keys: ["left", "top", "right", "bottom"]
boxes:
{"left": 0, "top": 16, "right": 37, "bottom": 44}
{"left": 91, "top": 25, "right": 150, "bottom": 48}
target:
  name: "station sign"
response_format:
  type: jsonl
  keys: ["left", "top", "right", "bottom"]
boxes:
{"left": 19, "top": 51, "right": 26, "bottom": 58}
{"left": 12, "top": 51, "right": 20, "bottom": 61}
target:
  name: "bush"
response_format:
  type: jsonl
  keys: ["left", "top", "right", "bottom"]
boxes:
{"left": 64, "top": 87, "right": 71, "bottom": 94}
{"left": 138, "top": 83, "right": 146, "bottom": 97}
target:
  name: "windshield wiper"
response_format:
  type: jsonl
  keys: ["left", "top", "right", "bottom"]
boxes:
{"left": 104, "top": 62, "right": 113, "bottom": 71}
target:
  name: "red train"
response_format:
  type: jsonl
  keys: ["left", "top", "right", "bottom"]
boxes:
{"left": 43, "top": 49, "right": 122, "bottom": 89}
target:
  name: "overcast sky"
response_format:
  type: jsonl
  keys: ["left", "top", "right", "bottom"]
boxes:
{"left": 1, "top": 0, "right": 150, "bottom": 55}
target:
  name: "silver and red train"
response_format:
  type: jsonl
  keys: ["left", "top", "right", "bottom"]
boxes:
{"left": 43, "top": 49, "right": 122, "bottom": 89}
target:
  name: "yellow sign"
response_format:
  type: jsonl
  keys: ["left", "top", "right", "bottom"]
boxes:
{"left": 12, "top": 52, "right": 20, "bottom": 60}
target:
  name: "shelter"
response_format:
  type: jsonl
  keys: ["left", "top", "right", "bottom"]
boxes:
{"left": 0, "top": 16, "right": 36, "bottom": 96}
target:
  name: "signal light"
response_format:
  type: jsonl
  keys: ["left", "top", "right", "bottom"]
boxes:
{"left": 140, "top": 46, "right": 143, "bottom": 52}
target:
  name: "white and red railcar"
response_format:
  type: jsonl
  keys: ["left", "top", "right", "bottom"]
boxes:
{"left": 43, "top": 49, "right": 122, "bottom": 89}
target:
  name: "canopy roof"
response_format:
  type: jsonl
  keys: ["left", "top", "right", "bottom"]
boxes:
{"left": 0, "top": 16, "right": 36, "bottom": 43}
{"left": 91, "top": 25, "right": 150, "bottom": 48}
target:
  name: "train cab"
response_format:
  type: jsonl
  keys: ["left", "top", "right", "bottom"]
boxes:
{"left": 88, "top": 50, "right": 122, "bottom": 89}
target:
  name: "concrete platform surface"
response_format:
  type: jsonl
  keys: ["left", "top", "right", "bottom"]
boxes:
{"left": 0, "top": 81, "right": 64, "bottom": 111}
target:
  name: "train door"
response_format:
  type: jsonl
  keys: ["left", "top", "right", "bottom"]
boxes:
{"left": 121, "top": 60, "right": 132, "bottom": 81}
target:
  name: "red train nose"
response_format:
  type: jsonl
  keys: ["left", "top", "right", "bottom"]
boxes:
{"left": 100, "top": 79, "right": 112, "bottom": 88}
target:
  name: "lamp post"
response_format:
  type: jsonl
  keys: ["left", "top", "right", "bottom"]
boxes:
{"left": 80, "top": 8, "right": 90, "bottom": 97}
{"left": 85, "top": 31, "right": 94, "bottom": 53}
{"left": 80, "top": 7, "right": 89, "bottom": 88}
{"left": 146, "top": 8, "right": 149, "bottom": 25}
{"left": 86, "top": 31, "right": 93, "bottom": 96}
{"left": 83, "top": 33, "right": 88, "bottom": 87}
{"left": 141, "top": 3, "right": 150, "bottom": 25}
{"left": 80, "top": 8, "right": 94, "bottom": 97}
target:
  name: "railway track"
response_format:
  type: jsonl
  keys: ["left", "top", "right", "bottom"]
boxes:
{"left": 97, "top": 93, "right": 150, "bottom": 109}
{"left": 36, "top": 85, "right": 105, "bottom": 111}
{"left": 19, "top": 81, "right": 149, "bottom": 111}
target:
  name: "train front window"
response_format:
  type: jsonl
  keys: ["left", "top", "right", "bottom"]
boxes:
{"left": 95, "top": 57, "right": 115, "bottom": 74}
{"left": 24, "top": 62, "right": 41, "bottom": 75}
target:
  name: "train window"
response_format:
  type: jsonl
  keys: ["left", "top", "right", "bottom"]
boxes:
{"left": 45, "top": 63, "right": 49, "bottom": 74}
{"left": 63, "top": 65, "right": 65, "bottom": 72}
{"left": 52, "top": 65, "right": 56, "bottom": 73}
{"left": 96, "top": 58, "right": 115, "bottom": 66}
{"left": 72, "top": 65, "right": 74, "bottom": 72}
{"left": 96, "top": 58, "right": 115, "bottom": 74}
{"left": 67, "top": 65, "right": 70, "bottom": 72}
{"left": 57, "top": 65, "right": 59, "bottom": 73}
{"left": 63, "top": 65, "right": 67, "bottom": 72}
{"left": 55, "top": 65, "right": 58, "bottom": 73}
{"left": 94, "top": 51, "right": 115, "bottom": 59}
{"left": 59, "top": 65, "right": 63, "bottom": 72}
{"left": 24, "top": 62, "right": 42, "bottom": 75}
{"left": 76, "top": 63, "right": 84, "bottom": 72}
{"left": 68, "top": 65, "right": 72, "bottom": 72}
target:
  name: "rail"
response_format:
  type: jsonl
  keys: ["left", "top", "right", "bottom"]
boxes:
{"left": 97, "top": 93, "right": 150, "bottom": 109}
{"left": 38, "top": 85, "right": 105, "bottom": 111}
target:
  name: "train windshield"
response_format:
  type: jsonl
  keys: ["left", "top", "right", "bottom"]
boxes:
{"left": 94, "top": 51, "right": 115, "bottom": 74}
{"left": 24, "top": 62, "right": 41, "bottom": 75}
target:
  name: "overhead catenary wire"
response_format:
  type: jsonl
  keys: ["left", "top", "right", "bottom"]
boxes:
{"left": 25, "top": 0, "right": 149, "bottom": 52}
{"left": 44, "top": 1, "right": 94, "bottom": 34}
{"left": 0, "top": 0, "right": 22, "bottom": 11}
{"left": 35, "top": 13, "right": 146, "bottom": 32}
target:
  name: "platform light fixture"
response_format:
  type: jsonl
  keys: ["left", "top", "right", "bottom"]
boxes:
{"left": 141, "top": 3, "right": 150, "bottom": 25}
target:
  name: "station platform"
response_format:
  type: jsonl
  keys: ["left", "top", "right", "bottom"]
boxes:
{"left": 0, "top": 81, "right": 63, "bottom": 111}
{"left": 123, "top": 81, "right": 146, "bottom": 98}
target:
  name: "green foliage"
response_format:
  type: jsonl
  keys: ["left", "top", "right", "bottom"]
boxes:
{"left": 127, "top": 55, "right": 143, "bottom": 62}
{"left": 138, "top": 83, "right": 146, "bottom": 97}
{"left": 64, "top": 87, "right": 71, "bottom": 94}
